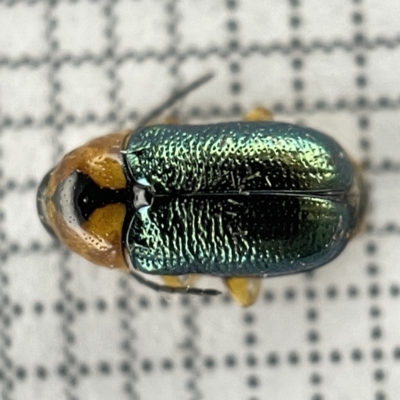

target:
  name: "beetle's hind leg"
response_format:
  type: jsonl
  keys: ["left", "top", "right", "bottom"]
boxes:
{"left": 224, "top": 277, "right": 261, "bottom": 307}
{"left": 243, "top": 106, "right": 274, "bottom": 122}
{"left": 129, "top": 270, "right": 221, "bottom": 297}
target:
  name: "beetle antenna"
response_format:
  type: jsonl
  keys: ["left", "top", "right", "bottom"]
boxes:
{"left": 129, "top": 269, "right": 221, "bottom": 297}
{"left": 136, "top": 72, "right": 215, "bottom": 128}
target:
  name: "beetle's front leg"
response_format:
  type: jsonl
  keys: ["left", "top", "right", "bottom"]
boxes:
{"left": 163, "top": 115, "right": 180, "bottom": 125}
{"left": 129, "top": 270, "right": 220, "bottom": 296}
{"left": 161, "top": 275, "right": 200, "bottom": 289}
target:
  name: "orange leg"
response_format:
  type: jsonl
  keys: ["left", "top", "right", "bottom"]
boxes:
{"left": 243, "top": 106, "right": 274, "bottom": 122}
{"left": 224, "top": 277, "right": 261, "bottom": 307}
{"left": 161, "top": 275, "right": 200, "bottom": 288}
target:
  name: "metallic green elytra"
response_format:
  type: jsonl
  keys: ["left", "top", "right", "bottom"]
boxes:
{"left": 124, "top": 121, "right": 366, "bottom": 277}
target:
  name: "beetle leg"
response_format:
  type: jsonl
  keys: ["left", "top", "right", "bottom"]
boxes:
{"left": 163, "top": 116, "right": 180, "bottom": 125}
{"left": 224, "top": 277, "right": 261, "bottom": 307}
{"left": 243, "top": 107, "right": 274, "bottom": 121}
{"left": 161, "top": 274, "right": 199, "bottom": 288}
{"left": 129, "top": 270, "right": 221, "bottom": 296}
{"left": 142, "top": 115, "right": 179, "bottom": 127}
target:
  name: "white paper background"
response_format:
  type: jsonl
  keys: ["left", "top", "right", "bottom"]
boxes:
{"left": 0, "top": 1, "right": 400, "bottom": 399}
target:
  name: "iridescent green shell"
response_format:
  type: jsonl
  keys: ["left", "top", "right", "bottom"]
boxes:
{"left": 124, "top": 122, "right": 365, "bottom": 277}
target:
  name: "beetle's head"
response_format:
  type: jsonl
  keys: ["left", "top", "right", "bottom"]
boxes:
{"left": 36, "top": 131, "right": 130, "bottom": 270}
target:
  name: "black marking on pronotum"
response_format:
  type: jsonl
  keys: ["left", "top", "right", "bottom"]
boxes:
{"left": 52, "top": 171, "right": 129, "bottom": 223}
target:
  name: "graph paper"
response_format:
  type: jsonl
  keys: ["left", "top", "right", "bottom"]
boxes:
{"left": 0, "top": 1, "right": 400, "bottom": 399}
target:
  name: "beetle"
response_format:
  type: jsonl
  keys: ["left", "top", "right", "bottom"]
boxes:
{"left": 37, "top": 74, "right": 367, "bottom": 306}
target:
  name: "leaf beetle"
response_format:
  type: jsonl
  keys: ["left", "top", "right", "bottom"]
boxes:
{"left": 37, "top": 74, "right": 367, "bottom": 306}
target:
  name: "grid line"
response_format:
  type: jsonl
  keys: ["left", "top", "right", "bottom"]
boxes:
{"left": 3, "top": 94, "right": 400, "bottom": 129}
{"left": 2, "top": 34, "right": 400, "bottom": 70}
